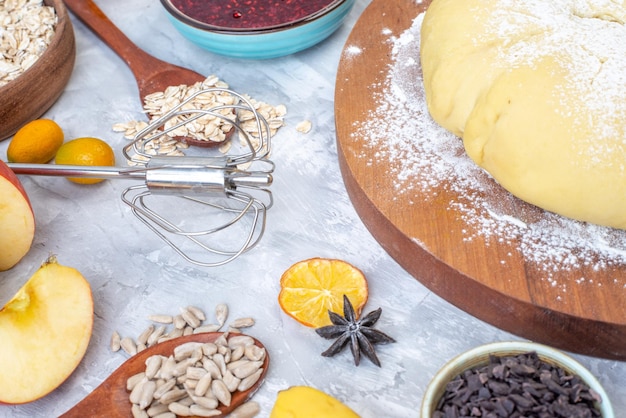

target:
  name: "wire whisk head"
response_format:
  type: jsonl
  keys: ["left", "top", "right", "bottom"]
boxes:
{"left": 121, "top": 87, "right": 276, "bottom": 267}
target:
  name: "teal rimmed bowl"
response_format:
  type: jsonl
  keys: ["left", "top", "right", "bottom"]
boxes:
{"left": 421, "top": 341, "right": 614, "bottom": 418}
{"left": 160, "top": 0, "right": 356, "bottom": 59}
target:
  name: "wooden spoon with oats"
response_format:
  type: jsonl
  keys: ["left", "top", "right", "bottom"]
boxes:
{"left": 59, "top": 332, "right": 269, "bottom": 417}
{"left": 63, "top": 0, "right": 225, "bottom": 147}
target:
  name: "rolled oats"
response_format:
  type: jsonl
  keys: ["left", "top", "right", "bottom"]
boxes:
{"left": 114, "top": 76, "right": 287, "bottom": 162}
{"left": 0, "top": 0, "right": 57, "bottom": 87}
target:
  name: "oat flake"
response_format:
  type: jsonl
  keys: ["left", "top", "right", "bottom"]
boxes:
{"left": 352, "top": 13, "right": 626, "bottom": 286}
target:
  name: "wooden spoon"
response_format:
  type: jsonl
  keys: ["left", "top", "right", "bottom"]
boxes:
{"left": 63, "top": 0, "right": 221, "bottom": 147}
{"left": 60, "top": 332, "right": 269, "bottom": 417}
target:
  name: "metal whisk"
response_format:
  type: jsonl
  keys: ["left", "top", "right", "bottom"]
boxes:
{"left": 9, "top": 88, "right": 275, "bottom": 267}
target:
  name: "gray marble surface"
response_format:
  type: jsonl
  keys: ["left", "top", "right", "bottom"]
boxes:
{"left": 1, "top": 0, "right": 625, "bottom": 416}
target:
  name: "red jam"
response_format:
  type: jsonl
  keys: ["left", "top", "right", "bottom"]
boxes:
{"left": 169, "top": 0, "right": 338, "bottom": 30}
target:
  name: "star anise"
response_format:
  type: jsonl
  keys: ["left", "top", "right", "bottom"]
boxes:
{"left": 315, "top": 295, "right": 395, "bottom": 367}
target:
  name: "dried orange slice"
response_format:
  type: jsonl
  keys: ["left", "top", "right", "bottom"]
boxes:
{"left": 278, "top": 258, "right": 369, "bottom": 328}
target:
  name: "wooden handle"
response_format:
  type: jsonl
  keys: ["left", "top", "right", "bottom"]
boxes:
{"left": 59, "top": 380, "right": 127, "bottom": 418}
{"left": 63, "top": 0, "right": 163, "bottom": 80}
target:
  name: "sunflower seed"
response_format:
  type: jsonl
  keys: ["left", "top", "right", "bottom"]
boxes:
{"left": 186, "top": 306, "right": 206, "bottom": 321}
{"left": 137, "top": 324, "right": 155, "bottom": 346}
{"left": 110, "top": 331, "right": 121, "bottom": 352}
{"left": 215, "top": 332, "right": 229, "bottom": 348}
{"left": 186, "top": 366, "right": 208, "bottom": 381}
{"left": 132, "top": 403, "right": 149, "bottom": 418}
{"left": 194, "top": 373, "right": 213, "bottom": 397}
{"left": 139, "top": 380, "right": 157, "bottom": 410}
{"left": 228, "top": 335, "right": 255, "bottom": 349}
{"left": 191, "top": 394, "right": 218, "bottom": 409}
{"left": 230, "top": 401, "right": 261, "bottom": 418}
{"left": 127, "top": 372, "right": 146, "bottom": 391}
{"left": 146, "top": 403, "right": 170, "bottom": 416}
{"left": 211, "top": 379, "right": 231, "bottom": 407}
{"left": 232, "top": 361, "right": 263, "bottom": 379}
{"left": 174, "top": 342, "right": 204, "bottom": 361}
{"left": 145, "top": 355, "right": 163, "bottom": 379}
{"left": 148, "top": 314, "right": 173, "bottom": 324}
{"left": 230, "top": 317, "right": 255, "bottom": 329}
{"left": 158, "top": 388, "right": 187, "bottom": 405}
{"left": 153, "top": 379, "right": 177, "bottom": 400}
{"left": 173, "top": 358, "right": 196, "bottom": 377}
{"left": 244, "top": 345, "right": 266, "bottom": 362}
{"left": 202, "top": 358, "right": 222, "bottom": 379}
{"left": 193, "top": 324, "right": 221, "bottom": 334}
{"left": 237, "top": 368, "right": 263, "bottom": 392}
{"left": 180, "top": 307, "right": 201, "bottom": 328}
{"left": 129, "top": 377, "right": 149, "bottom": 404}
{"left": 173, "top": 314, "right": 186, "bottom": 330}
{"left": 226, "top": 359, "right": 250, "bottom": 371}
{"left": 121, "top": 337, "right": 138, "bottom": 356}
{"left": 215, "top": 304, "right": 228, "bottom": 327}
{"left": 152, "top": 412, "right": 175, "bottom": 418}
{"left": 202, "top": 342, "right": 218, "bottom": 357}
{"left": 218, "top": 344, "right": 230, "bottom": 359}
{"left": 231, "top": 345, "right": 245, "bottom": 362}
{"left": 167, "top": 401, "right": 192, "bottom": 416}
{"left": 189, "top": 404, "right": 221, "bottom": 417}
{"left": 183, "top": 378, "right": 198, "bottom": 391}
{"left": 147, "top": 326, "right": 166, "bottom": 346}
{"left": 167, "top": 327, "right": 184, "bottom": 339}
{"left": 159, "top": 356, "right": 177, "bottom": 380}
{"left": 222, "top": 369, "right": 241, "bottom": 393}
{"left": 213, "top": 353, "right": 227, "bottom": 376}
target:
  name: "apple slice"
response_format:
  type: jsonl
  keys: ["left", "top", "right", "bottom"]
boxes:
{"left": 0, "top": 258, "right": 93, "bottom": 404}
{"left": 0, "top": 159, "right": 35, "bottom": 271}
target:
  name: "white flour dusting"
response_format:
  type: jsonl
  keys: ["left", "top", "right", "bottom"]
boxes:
{"left": 350, "top": 13, "right": 626, "bottom": 287}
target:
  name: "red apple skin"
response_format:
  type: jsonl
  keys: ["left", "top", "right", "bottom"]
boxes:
{"left": 0, "top": 160, "right": 33, "bottom": 212}
{"left": 0, "top": 159, "right": 35, "bottom": 271}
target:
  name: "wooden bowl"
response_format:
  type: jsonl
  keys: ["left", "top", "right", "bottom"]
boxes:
{"left": 0, "top": 0, "right": 75, "bottom": 141}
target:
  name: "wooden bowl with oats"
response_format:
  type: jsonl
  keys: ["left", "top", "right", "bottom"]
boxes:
{"left": 0, "top": 0, "right": 75, "bottom": 141}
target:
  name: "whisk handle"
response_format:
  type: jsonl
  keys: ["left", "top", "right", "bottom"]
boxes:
{"left": 8, "top": 163, "right": 145, "bottom": 180}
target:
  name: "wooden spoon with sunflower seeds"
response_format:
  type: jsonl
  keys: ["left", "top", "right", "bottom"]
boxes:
{"left": 63, "top": 0, "right": 225, "bottom": 147}
{"left": 59, "top": 332, "right": 269, "bottom": 417}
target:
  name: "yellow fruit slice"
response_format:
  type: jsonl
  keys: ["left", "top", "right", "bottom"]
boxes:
{"left": 0, "top": 257, "right": 93, "bottom": 404}
{"left": 7, "top": 119, "right": 64, "bottom": 164}
{"left": 270, "top": 386, "right": 360, "bottom": 418}
{"left": 278, "top": 258, "right": 368, "bottom": 328}
{"left": 55, "top": 137, "right": 115, "bottom": 184}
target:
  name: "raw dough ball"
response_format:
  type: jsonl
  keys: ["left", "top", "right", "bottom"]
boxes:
{"left": 420, "top": 0, "right": 626, "bottom": 229}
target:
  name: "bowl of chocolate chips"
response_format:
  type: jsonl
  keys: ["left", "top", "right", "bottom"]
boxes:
{"left": 159, "top": 0, "right": 356, "bottom": 59}
{"left": 421, "top": 341, "right": 614, "bottom": 418}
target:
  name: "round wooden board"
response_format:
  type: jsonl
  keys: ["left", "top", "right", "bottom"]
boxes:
{"left": 335, "top": 0, "right": 626, "bottom": 359}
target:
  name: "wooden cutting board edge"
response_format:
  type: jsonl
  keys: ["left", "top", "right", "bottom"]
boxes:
{"left": 334, "top": 0, "right": 626, "bottom": 360}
